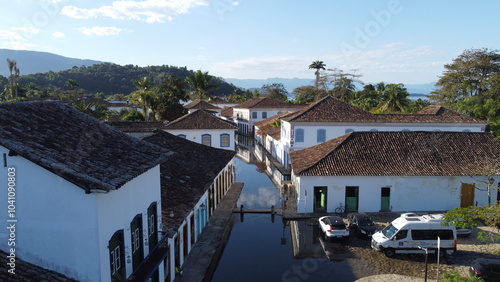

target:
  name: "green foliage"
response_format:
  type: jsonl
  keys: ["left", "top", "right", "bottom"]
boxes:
{"left": 16, "top": 63, "right": 238, "bottom": 97}
{"left": 123, "top": 110, "right": 145, "bottom": 121}
{"left": 431, "top": 48, "right": 500, "bottom": 138}
{"left": 185, "top": 70, "right": 219, "bottom": 101}
{"left": 261, "top": 83, "right": 288, "bottom": 102}
{"left": 443, "top": 203, "right": 500, "bottom": 244}
{"left": 439, "top": 270, "right": 477, "bottom": 282}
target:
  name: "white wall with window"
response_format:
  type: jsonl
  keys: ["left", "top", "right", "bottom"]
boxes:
{"left": 293, "top": 174, "right": 495, "bottom": 214}
{"left": 0, "top": 146, "right": 164, "bottom": 282}
{"left": 163, "top": 129, "right": 236, "bottom": 151}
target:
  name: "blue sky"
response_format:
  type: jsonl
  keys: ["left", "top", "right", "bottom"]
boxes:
{"left": 1, "top": 0, "right": 500, "bottom": 84}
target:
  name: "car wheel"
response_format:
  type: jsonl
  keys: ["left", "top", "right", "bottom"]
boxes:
{"left": 384, "top": 248, "right": 395, "bottom": 258}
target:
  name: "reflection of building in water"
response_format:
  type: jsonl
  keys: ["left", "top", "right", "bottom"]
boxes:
{"left": 289, "top": 220, "right": 323, "bottom": 259}
{"left": 235, "top": 133, "right": 255, "bottom": 163}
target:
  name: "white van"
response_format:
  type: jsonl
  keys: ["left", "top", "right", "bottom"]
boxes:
{"left": 371, "top": 214, "right": 457, "bottom": 258}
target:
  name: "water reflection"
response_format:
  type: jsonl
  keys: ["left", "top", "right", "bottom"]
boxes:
{"left": 211, "top": 157, "right": 359, "bottom": 282}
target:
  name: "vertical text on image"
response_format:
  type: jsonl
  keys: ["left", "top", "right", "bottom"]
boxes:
{"left": 6, "top": 166, "right": 17, "bottom": 275}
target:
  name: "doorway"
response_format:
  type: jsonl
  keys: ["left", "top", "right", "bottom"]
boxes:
{"left": 314, "top": 186, "right": 327, "bottom": 211}
{"left": 380, "top": 187, "right": 391, "bottom": 211}
{"left": 345, "top": 186, "right": 359, "bottom": 212}
{"left": 460, "top": 183, "right": 475, "bottom": 207}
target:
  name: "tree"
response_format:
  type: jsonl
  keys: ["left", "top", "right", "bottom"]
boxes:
{"left": 123, "top": 110, "right": 145, "bottom": 121}
{"left": 6, "top": 59, "right": 20, "bottom": 99}
{"left": 309, "top": 60, "right": 326, "bottom": 89}
{"left": 185, "top": 70, "right": 218, "bottom": 101}
{"left": 293, "top": 85, "right": 317, "bottom": 104}
{"left": 129, "top": 77, "right": 154, "bottom": 120}
{"left": 378, "top": 83, "right": 410, "bottom": 112}
{"left": 261, "top": 83, "right": 288, "bottom": 102}
{"left": 153, "top": 74, "right": 188, "bottom": 121}
{"left": 325, "top": 68, "right": 363, "bottom": 102}
{"left": 432, "top": 48, "right": 500, "bottom": 103}
{"left": 431, "top": 48, "right": 500, "bottom": 138}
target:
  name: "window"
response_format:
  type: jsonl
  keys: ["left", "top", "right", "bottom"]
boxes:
{"left": 202, "top": 134, "right": 211, "bottom": 146}
{"left": 252, "top": 112, "right": 257, "bottom": 119}
{"left": 369, "top": 129, "right": 378, "bottom": 132}
{"left": 262, "top": 112, "right": 267, "bottom": 119}
{"left": 177, "top": 134, "right": 186, "bottom": 139}
{"left": 109, "top": 230, "right": 125, "bottom": 281}
{"left": 463, "top": 129, "right": 471, "bottom": 132}
{"left": 411, "top": 229, "right": 454, "bottom": 240}
{"left": 317, "top": 129, "right": 326, "bottom": 143}
{"left": 345, "top": 128, "right": 354, "bottom": 134}
{"left": 220, "top": 134, "right": 230, "bottom": 147}
{"left": 295, "top": 128, "right": 304, "bottom": 142}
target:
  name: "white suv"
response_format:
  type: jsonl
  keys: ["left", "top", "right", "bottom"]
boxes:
{"left": 319, "top": 216, "right": 349, "bottom": 241}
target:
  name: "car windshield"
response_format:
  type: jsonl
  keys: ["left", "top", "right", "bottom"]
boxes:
{"left": 358, "top": 218, "right": 374, "bottom": 226}
{"left": 381, "top": 224, "right": 398, "bottom": 239}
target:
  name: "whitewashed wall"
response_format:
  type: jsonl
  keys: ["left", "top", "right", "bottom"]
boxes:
{"left": 96, "top": 165, "right": 163, "bottom": 282}
{"left": 164, "top": 129, "right": 236, "bottom": 151}
{"left": 295, "top": 175, "right": 496, "bottom": 213}
{"left": 0, "top": 146, "right": 164, "bottom": 282}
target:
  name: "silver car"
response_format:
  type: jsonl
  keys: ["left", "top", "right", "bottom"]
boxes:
{"left": 319, "top": 216, "right": 349, "bottom": 241}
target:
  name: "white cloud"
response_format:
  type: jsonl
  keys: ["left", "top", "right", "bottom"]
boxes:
{"left": 61, "top": 0, "right": 210, "bottom": 23}
{"left": 77, "top": 26, "right": 125, "bottom": 36}
{"left": 11, "top": 27, "right": 41, "bottom": 34}
{"left": 52, "top": 31, "right": 65, "bottom": 37}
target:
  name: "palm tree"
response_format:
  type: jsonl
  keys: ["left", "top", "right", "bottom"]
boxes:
{"left": 379, "top": 83, "right": 410, "bottom": 112}
{"left": 308, "top": 60, "right": 326, "bottom": 89}
{"left": 6, "top": 59, "right": 19, "bottom": 99}
{"left": 130, "top": 77, "right": 154, "bottom": 120}
{"left": 185, "top": 70, "right": 218, "bottom": 101}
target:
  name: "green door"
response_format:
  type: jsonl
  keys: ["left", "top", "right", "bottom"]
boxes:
{"left": 345, "top": 186, "right": 359, "bottom": 212}
{"left": 147, "top": 203, "right": 158, "bottom": 252}
{"left": 109, "top": 230, "right": 125, "bottom": 282}
{"left": 130, "top": 214, "right": 144, "bottom": 271}
{"left": 314, "top": 186, "right": 327, "bottom": 211}
{"left": 381, "top": 187, "right": 391, "bottom": 211}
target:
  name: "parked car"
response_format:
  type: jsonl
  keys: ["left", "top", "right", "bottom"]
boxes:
{"left": 318, "top": 216, "right": 349, "bottom": 241}
{"left": 347, "top": 212, "right": 378, "bottom": 238}
{"left": 469, "top": 258, "right": 500, "bottom": 281}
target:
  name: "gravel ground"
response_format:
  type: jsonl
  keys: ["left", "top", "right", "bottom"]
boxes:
{"left": 319, "top": 212, "right": 500, "bottom": 281}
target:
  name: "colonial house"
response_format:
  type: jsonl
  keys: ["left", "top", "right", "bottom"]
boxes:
{"left": 289, "top": 131, "right": 500, "bottom": 214}
{"left": 142, "top": 130, "right": 236, "bottom": 282}
{"left": 0, "top": 101, "right": 171, "bottom": 282}
{"left": 273, "top": 96, "right": 487, "bottom": 170}
{"left": 231, "top": 97, "right": 302, "bottom": 136}
{"left": 184, "top": 99, "right": 223, "bottom": 116}
{"left": 164, "top": 109, "right": 238, "bottom": 151}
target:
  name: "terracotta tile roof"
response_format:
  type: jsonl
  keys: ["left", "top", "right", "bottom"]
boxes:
{"left": 184, "top": 99, "right": 221, "bottom": 110}
{"left": 281, "top": 96, "right": 486, "bottom": 124}
{"left": 164, "top": 109, "right": 237, "bottom": 130}
{"left": 142, "top": 130, "right": 236, "bottom": 232}
{"left": 0, "top": 251, "right": 78, "bottom": 281}
{"left": 375, "top": 105, "right": 486, "bottom": 123}
{"left": 290, "top": 131, "right": 500, "bottom": 176}
{"left": 234, "top": 97, "right": 301, "bottom": 109}
{"left": 220, "top": 106, "right": 233, "bottom": 118}
{"left": 0, "top": 101, "right": 172, "bottom": 192}
{"left": 283, "top": 96, "right": 374, "bottom": 123}
{"left": 254, "top": 112, "right": 295, "bottom": 141}
{"left": 106, "top": 121, "right": 167, "bottom": 133}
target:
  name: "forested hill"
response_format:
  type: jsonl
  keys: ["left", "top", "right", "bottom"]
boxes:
{"left": 0, "top": 49, "right": 104, "bottom": 77}
{"left": 15, "top": 63, "right": 239, "bottom": 96}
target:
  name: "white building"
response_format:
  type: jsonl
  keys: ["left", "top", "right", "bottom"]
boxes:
{"left": 164, "top": 109, "right": 238, "bottom": 151}
{"left": 0, "top": 101, "right": 171, "bottom": 281}
{"left": 142, "top": 130, "right": 236, "bottom": 282}
{"left": 289, "top": 131, "right": 500, "bottom": 214}
{"left": 264, "top": 96, "right": 487, "bottom": 170}
{"left": 231, "top": 97, "right": 302, "bottom": 135}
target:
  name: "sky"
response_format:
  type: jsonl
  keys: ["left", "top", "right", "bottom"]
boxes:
{"left": 1, "top": 0, "right": 500, "bottom": 85}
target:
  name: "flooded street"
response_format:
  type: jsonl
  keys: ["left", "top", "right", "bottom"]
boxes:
{"left": 210, "top": 156, "right": 498, "bottom": 282}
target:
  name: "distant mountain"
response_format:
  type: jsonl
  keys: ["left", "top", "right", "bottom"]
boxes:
{"left": 226, "top": 77, "right": 437, "bottom": 97}
{"left": 0, "top": 49, "right": 105, "bottom": 77}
